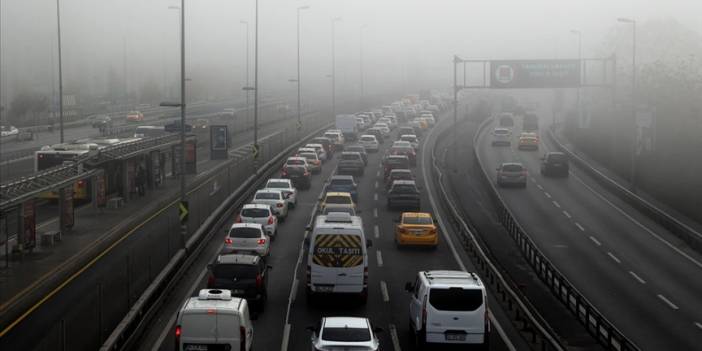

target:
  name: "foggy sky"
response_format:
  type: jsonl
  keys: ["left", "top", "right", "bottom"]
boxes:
{"left": 2, "top": 0, "right": 701, "bottom": 108}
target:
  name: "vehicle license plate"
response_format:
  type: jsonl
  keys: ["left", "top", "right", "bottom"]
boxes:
{"left": 315, "top": 285, "right": 334, "bottom": 292}
{"left": 445, "top": 333, "right": 466, "bottom": 341}
{"left": 184, "top": 344, "right": 209, "bottom": 351}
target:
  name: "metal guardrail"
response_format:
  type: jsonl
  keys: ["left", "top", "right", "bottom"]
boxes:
{"left": 473, "top": 118, "right": 640, "bottom": 351}
{"left": 546, "top": 127, "right": 702, "bottom": 252}
{"left": 100, "top": 121, "right": 333, "bottom": 351}
{"left": 430, "top": 125, "right": 565, "bottom": 351}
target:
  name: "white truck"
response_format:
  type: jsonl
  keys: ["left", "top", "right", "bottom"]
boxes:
{"left": 335, "top": 114, "right": 359, "bottom": 141}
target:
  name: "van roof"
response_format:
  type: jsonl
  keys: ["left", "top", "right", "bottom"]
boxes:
{"left": 217, "top": 253, "right": 260, "bottom": 265}
{"left": 421, "top": 270, "right": 483, "bottom": 289}
{"left": 314, "top": 213, "right": 363, "bottom": 228}
{"left": 182, "top": 289, "right": 245, "bottom": 312}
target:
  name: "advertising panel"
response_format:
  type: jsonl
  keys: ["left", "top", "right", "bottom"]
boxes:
{"left": 490, "top": 60, "right": 581, "bottom": 89}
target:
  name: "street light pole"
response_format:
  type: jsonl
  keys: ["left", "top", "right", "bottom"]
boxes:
{"left": 296, "top": 6, "right": 310, "bottom": 131}
{"left": 240, "top": 20, "right": 250, "bottom": 129}
{"left": 570, "top": 30, "right": 582, "bottom": 129}
{"left": 360, "top": 24, "right": 367, "bottom": 105}
{"left": 331, "top": 17, "right": 342, "bottom": 118}
{"left": 618, "top": 17, "right": 637, "bottom": 190}
{"left": 179, "top": 0, "right": 187, "bottom": 244}
{"left": 56, "top": 0, "right": 64, "bottom": 143}
{"left": 253, "top": 0, "right": 259, "bottom": 160}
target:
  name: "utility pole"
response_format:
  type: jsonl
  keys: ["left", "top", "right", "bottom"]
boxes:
{"left": 253, "top": 0, "right": 259, "bottom": 166}
{"left": 360, "top": 25, "right": 367, "bottom": 105}
{"left": 331, "top": 17, "right": 342, "bottom": 118}
{"left": 296, "top": 6, "right": 310, "bottom": 131}
{"left": 618, "top": 17, "right": 637, "bottom": 190}
{"left": 240, "top": 20, "right": 250, "bottom": 129}
{"left": 56, "top": 0, "right": 64, "bottom": 143}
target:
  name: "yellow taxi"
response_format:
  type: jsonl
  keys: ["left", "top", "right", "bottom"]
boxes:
{"left": 321, "top": 192, "right": 356, "bottom": 213}
{"left": 518, "top": 132, "right": 539, "bottom": 150}
{"left": 394, "top": 212, "right": 438, "bottom": 247}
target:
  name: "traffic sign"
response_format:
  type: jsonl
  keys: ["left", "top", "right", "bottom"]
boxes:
{"left": 252, "top": 144, "right": 260, "bottom": 159}
{"left": 297, "top": 120, "right": 302, "bottom": 130}
{"left": 179, "top": 201, "right": 189, "bottom": 224}
{"left": 490, "top": 59, "right": 581, "bottom": 89}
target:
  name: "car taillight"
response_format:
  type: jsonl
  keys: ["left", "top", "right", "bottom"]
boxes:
{"left": 235, "top": 215, "right": 242, "bottom": 223}
{"left": 240, "top": 326, "right": 246, "bottom": 351}
{"left": 256, "top": 274, "right": 263, "bottom": 288}
{"left": 224, "top": 238, "right": 232, "bottom": 245}
{"left": 276, "top": 203, "right": 284, "bottom": 208}
{"left": 257, "top": 238, "right": 267, "bottom": 245}
{"left": 207, "top": 274, "right": 215, "bottom": 287}
{"left": 175, "top": 325, "right": 181, "bottom": 345}
{"left": 521, "top": 170, "right": 528, "bottom": 176}
{"left": 267, "top": 216, "right": 275, "bottom": 225}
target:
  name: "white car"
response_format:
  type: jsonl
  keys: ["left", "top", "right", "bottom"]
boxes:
{"left": 237, "top": 204, "right": 278, "bottom": 237}
{"left": 304, "top": 143, "right": 328, "bottom": 161}
{"left": 1, "top": 125, "right": 19, "bottom": 137}
{"left": 298, "top": 152, "right": 322, "bottom": 174}
{"left": 222, "top": 223, "right": 270, "bottom": 256}
{"left": 491, "top": 127, "right": 512, "bottom": 146}
{"left": 252, "top": 189, "right": 289, "bottom": 220}
{"left": 264, "top": 178, "right": 298, "bottom": 208}
{"left": 399, "top": 134, "right": 419, "bottom": 150}
{"left": 358, "top": 135, "right": 379, "bottom": 152}
{"left": 176, "top": 289, "right": 253, "bottom": 351}
{"left": 373, "top": 123, "right": 390, "bottom": 137}
{"left": 405, "top": 270, "right": 489, "bottom": 347}
{"left": 308, "top": 317, "right": 381, "bottom": 351}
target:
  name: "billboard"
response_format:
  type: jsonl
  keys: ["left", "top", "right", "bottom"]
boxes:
{"left": 490, "top": 60, "right": 581, "bottom": 89}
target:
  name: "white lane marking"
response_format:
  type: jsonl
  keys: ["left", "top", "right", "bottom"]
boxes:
{"left": 290, "top": 279, "right": 299, "bottom": 302}
{"left": 544, "top": 192, "right": 552, "bottom": 199}
{"left": 629, "top": 271, "right": 646, "bottom": 284}
{"left": 380, "top": 281, "right": 390, "bottom": 302}
{"left": 537, "top": 184, "right": 544, "bottom": 190}
{"left": 280, "top": 324, "right": 291, "bottom": 351}
{"left": 563, "top": 210, "right": 571, "bottom": 218}
{"left": 570, "top": 172, "right": 702, "bottom": 270}
{"left": 657, "top": 294, "right": 679, "bottom": 310}
{"left": 389, "top": 324, "right": 402, "bottom": 351}
{"left": 376, "top": 250, "right": 384, "bottom": 267}
{"left": 589, "top": 236, "right": 602, "bottom": 246}
{"left": 607, "top": 252, "right": 621, "bottom": 264}
{"left": 373, "top": 225, "right": 380, "bottom": 239}
{"left": 530, "top": 177, "right": 536, "bottom": 183}
{"left": 552, "top": 200, "right": 561, "bottom": 208}
{"left": 375, "top": 181, "right": 378, "bottom": 189}
{"left": 373, "top": 208, "right": 378, "bottom": 218}
{"left": 152, "top": 268, "right": 208, "bottom": 350}
{"left": 695, "top": 322, "right": 702, "bottom": 330}
{"left": 376, "top": 170, "right": 380, "bottom": 177}
{"left": 374, "top": 193, "right": 378, "bottom": 201}
{"left": 575, "top": 222, "right": 585, "bottom": 231}
{"left": 424, "top": 118, "right": 516, "bottom": 351}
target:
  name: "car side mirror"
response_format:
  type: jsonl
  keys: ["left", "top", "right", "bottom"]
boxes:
{"left": 366, "top": 239, "right": 373, "bottom": 248}
{"left": 404, "top": 282, "right": 414, "bottom": 292}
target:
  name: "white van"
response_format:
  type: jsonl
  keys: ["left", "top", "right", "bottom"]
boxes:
{"left": 306, "top": 212, "right": 371, "bottom": 302}
{"left": 405, "top": 270, "right": 489, "bottom": 348}
{"left": 175, "top": 289, "right": 254, "bottom": 351}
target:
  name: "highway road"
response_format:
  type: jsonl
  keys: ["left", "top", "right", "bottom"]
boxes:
{"left": 473, "top": 114, "right": 702, "bottom": 350}
{"left": 139, "top": 113, "right": 528, "bottom": 351}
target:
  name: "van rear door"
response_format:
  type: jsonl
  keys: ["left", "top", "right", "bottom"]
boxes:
{"left": 311, "top": 233, "right": 365, "bottom": 293}
{"left": 216, "top": 310, "right": 242, "bottom": 350}
{"left": 426, "top": 287, "right": 485, "bottom": 342}
{"left": 180, "top": 311, "right": 217, "bottom": 350}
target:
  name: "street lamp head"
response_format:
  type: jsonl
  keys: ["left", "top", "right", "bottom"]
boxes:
{"left": 332, "top": 17, "right": 342, "bottom": 23}
{"left": 298, "top": 5, "right": 310, "bottom": 10}
{"left": 240, "top": 20, "right": 248, "bottom": 24}
{"left": 168, "top": 5, "right": 180, "bottom": 10}
{"left": 570, "top": 29, "right": 581, "bottom": 35}
{"left": 617, "top": 17, "right": 635, "bottom": 23}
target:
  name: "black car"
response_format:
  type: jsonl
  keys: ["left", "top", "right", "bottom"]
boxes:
{"left": 540, "top": 152, "right": 569, "bottom": 177}
{"left": 397, "top": 126, "right": 414, "bottom": 139}
{"left": 365, "top": 128, "right": 384, "bottom": 144}
{"left": 311, "top": 136, "right": 334, "bottom": 157}
{"left": 207, "top": 253, "right": 272, "bottom": 311}
{"left": 385, "top": 169, "right": 414, "bottom": 189}
{"left": 345, "top": 145, "right": 368, "bottom": 165}
{"left": 90, "top": 115, "right": 113, "bottom": 129}
{"left": 284, "top": 165, "right": 312, "bottom": 189}
{"left": 387, "top": 180, "right": 420, "bottom": 210}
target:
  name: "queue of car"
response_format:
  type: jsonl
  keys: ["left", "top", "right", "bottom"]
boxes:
{"left": 174, "top": 97, "right": 490, "bottom": 351}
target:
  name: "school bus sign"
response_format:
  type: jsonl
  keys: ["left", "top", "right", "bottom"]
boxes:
{"left": 490, "top": 59, "right": 581, "bottom": 89}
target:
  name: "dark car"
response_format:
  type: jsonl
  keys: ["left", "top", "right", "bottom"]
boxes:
{"left": 385, "top": 169, "right": 414, "bottom": 189}
{"left": 284, "top": 165, "right": 312, "bottom": 190}
{"left": 345, "top": 145, "right": 368, "bottom": 165}
{"left": 91, "top": 115, "right": 113, "bottom": 129}
{"left": 326, "top": 175, "right": 358, "bottom": 202}
{"left": 389, "top": 146, "right": 416, "bottom": 167}
{"left": 387, "top": 180, "right": 420, "bottom": 210}
{"left": 541, "top": 152, "right": 569, "bottom": 177}
{"left": 397, "top": 126, "right": 414, "bottom": 139}
{"left": 207, "top": 253, "right": 272, "bottom": 311}
{"left": 337, "top": 152, "right": 365, "bottom": 176}
{"left": 311, "top": 136, "right": 335, "bottom": 157}
{"left": 383, "top": 155, "right": 410, "bottom": 180}
{"left": 365, "top": 128, "right": 384, "bottom": 144}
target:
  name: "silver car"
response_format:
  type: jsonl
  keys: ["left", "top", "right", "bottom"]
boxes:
{"left": 222, "top": 223, "right": 270, "bottom": 256}
{"left": 492, "top": 127, "right": 512, "bottom": 146}
{"left": 238, "top": 203, "right": 278, "bottom": 238}
{"left": 496, "top": 162, "right": 527, "bottom": 188}
{"left": 359, "top": 135, "right": 379, "bottom": 152}
{"left": 309, "top": 317, "right": 381, "bottom": 351}
{"left": 265, "top": 178, "right": 298, "bottom": 208}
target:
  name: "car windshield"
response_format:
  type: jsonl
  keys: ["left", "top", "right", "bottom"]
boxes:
{"left": 255, "top": 192, "right": 280, "bottom": 200}
{"left": 429, "top": 287, "right": 483, "bottom": 311}
{"left": 212, "top": 264, "right": 258, "bottom": 279}
{"left": 241, "top": 208, "right": 269, "bottom": 218}
{"left": 326, "top": 195, "right": 351, "bottom": 204}
{"left": 403, "top": 216, "right": 432, "bottom": 225}
{"left": 502, "top": 165, "right": 523, "bottom": 172}
{"left": 322, "top": 327, "right": 371, "bottom": 342}
{"left": 267, "top": 181, "right": 289, "bottom": 188}
{"left": 228, "top": 227, "right": 261, "bottom": 238}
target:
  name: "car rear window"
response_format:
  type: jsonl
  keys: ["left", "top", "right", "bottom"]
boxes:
{"left": 330, "top": 179, "right": 353, "bottom": 186}
{"left": 341, "top": 154, "right": 360, "bottom": 160}
{"left": 322, "top": 327, "right": 371, "bottom": 342}
{"left": 361, "top": 136, "right": 374, "bottom": 141}
{"left": 300, "top": 153, "right": 317, "bottom": 160}
{"left": 255, "top": 192, "right": 280, "bottom": 200}
{"left": 241, "top": 208, "right": 269, "bottom": 218}
{"left": 326, "top": 195, "right": 351, "bottom": 204}
{"left": 549, "top": 154, "right": 567, "bottom": 162}
{"left": 267, "top": 181, "right": 288, "bottom": 188}
{"left": 403, "top": 216, "right": 432, "bottom": 225}
{"left": 494, "top": 129, "right": 509, "bottom": 135}
{"left": 429, "top": 287, "right": 483, "bottom": 311}
{"left": 502, "top": 164, "right": 523, "bottom": 172}
{"left": 322, "top": 207, "right": 355, "bottom": 216}
{"left": 287, "top": 159, "right": 305, "bottom": 165}
{"left": 392, "top": 184, "right": 417, "bottom": 193}
{"left": 228, "top": 227, "right": 262, "bottom": 238}
{"left": 212, "top": 264, "right": 257, "bottom": 279}
{"left": 387, "top": 158, "right": 409, "bottom": 167}
{"left": 346, "top": 147, "right": 364, "bottom": 153}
